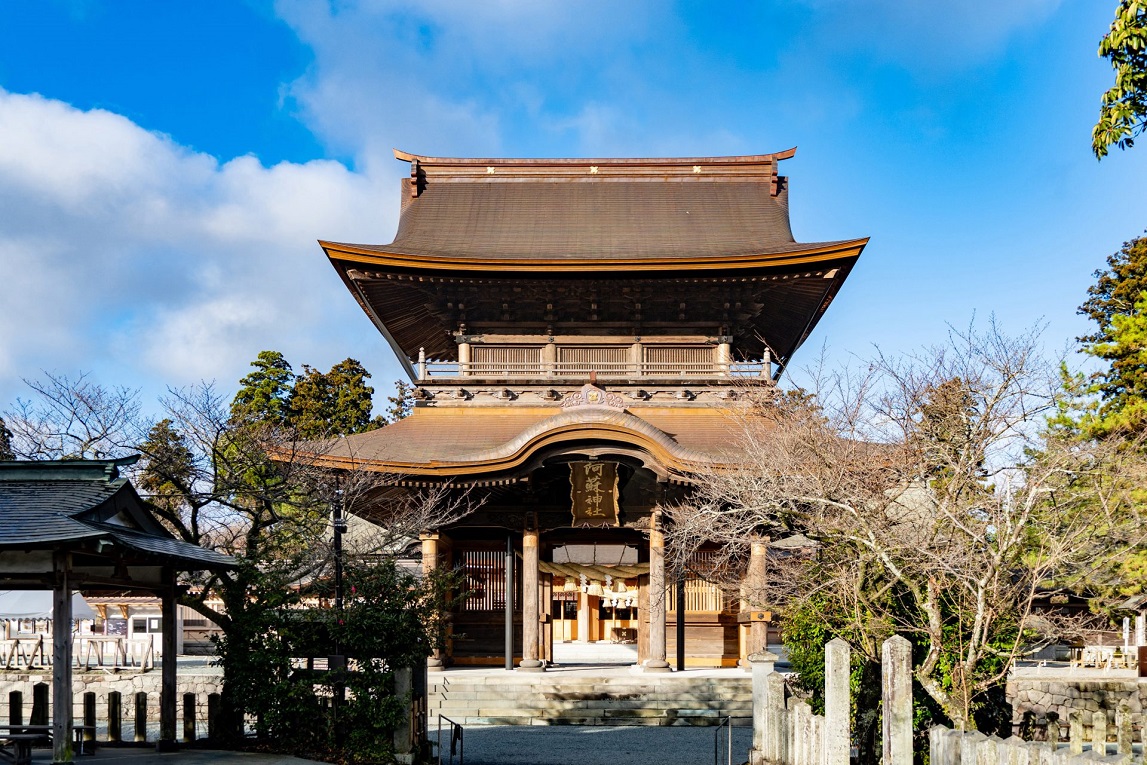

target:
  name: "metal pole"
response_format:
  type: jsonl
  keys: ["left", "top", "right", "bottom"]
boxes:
{"left": 676, "top": 569, "right": 686, "bottom": 672}
{"left": 332, "top": 486, "right": 347, "bottom": 746}
{"left": 505, "top": 535, "right": 514, "bottom": 670}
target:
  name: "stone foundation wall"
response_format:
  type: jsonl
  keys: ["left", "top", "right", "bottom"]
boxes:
{"left": 1007, "top": 675, "right": 1145, "bottom": 737}
{"left": 0, "top": 671, "right": 223, "bottom": 723}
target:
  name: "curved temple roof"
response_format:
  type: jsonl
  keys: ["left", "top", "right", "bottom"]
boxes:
{"left": 321, "top": 149, "right": 867, "bottom": 372}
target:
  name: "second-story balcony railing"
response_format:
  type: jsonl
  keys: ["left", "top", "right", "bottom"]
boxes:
{"left": 417, "top": 360, "right": 771, "bottom": 381}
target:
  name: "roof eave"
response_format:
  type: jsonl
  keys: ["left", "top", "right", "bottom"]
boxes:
{"left": 321, "top": 238, "right": 869, "bottom": 275}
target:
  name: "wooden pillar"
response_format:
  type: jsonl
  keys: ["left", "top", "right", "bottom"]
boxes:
{"left": 645, "top": 511, "right": 670, "bottom": 672}
{"left": 577, "top": 590, "right": 592, "bottom": 643}
{"left": 52, "top": 551, "right": 74, "bottom": 764}
{"left": 457, "top": 341, "right": 471, "bottom": 377}
{"left": 743, "top": 537, "right": 770, "bottom": 665}
{"left": 518, "top": 528, "right": 544, "bottom": 671}
{"left": 421, "top": 532, "right": 445, "bottom": 671}
{"left": 158, "top": 574, "right": 178, "bottom": 751}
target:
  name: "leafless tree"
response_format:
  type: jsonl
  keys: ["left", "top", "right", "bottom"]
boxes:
{"left": 664, "top": 322, "right": 1147, "bottom": 729}
{"left": 3, "top": 374, "right": 475, "bottom": 633}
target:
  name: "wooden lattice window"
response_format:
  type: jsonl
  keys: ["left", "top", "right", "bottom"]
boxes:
{"left": 643, "top": 345, "right": 714, "bottom": 376}
{"left": 459, "top": 550, "right": 519, "bottom": 612}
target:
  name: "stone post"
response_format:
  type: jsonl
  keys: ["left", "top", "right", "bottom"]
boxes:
{"left": 1047, "top": 715, "right": 1060, "bottom": 750}
{"left": 825, "top": 638, "right": 850, "bottom": 765}
{"left": 52, "top": 554, "right": 74, "bottom": 764}
{"left": 645, "top": 510, "right": 670, "bottom": 672}
{"left": 1069, "top": 711, "right": 1084, "bottom": 755}
{"left": 1137, "top": 613, "right": 1145, "bottom": 647}
{"left": 767, "top": 671, "right": 787, "bottom": 764}
{"left": 392, "top": 667, "right": 415, "bottom": 764}
{"left": 519, "top": 527, "right": 544, "bottom": 671}
{"left": 1117, "top": 704, "right": 1133, "bottom": 754}
{"left": 1092, "top": 711, "right": 1107, "bottom": 755}
{"left": 883, "top": 635, "right": 913, "bottom": 765}
{"left": 31, "top": 683, "right": 48, "bottom": 726}
{"left": 747, "top": 651, "right": 777, "bottom": 765}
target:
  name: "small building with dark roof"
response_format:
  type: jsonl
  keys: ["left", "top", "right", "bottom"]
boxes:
{"left": 0, "top": 457, "right": 235, "bottom": 761}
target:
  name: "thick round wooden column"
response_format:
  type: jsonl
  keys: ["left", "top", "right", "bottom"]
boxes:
{"left": 645, "top": 511, "right": 670, "bottom": 672}
{"left": 518, "top": 528, "right": 544, "bottom": 671}
{"left": 421, "top": 532, "right": 445, "bottom": 670}
{"left": 746, "top": 537, "right": 770, "bottom": 661}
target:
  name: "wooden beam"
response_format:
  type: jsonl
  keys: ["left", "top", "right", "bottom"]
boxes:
{"left": 157, "top": 570, "right": 178, "bottom": 752}
{"left": 52, "top": 551, "right": 74, "bottom": 764}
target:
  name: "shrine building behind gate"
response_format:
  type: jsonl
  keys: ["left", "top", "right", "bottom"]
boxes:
{"left": 315, "top": 148, "right": 867, "bottom": 671}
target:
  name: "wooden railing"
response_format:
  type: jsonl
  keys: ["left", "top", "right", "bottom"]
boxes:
{"left": 421, "top": 360, "right": 769, "bottom": 380}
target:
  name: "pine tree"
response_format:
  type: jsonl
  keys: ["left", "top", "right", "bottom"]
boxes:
{"left": 385, "top": 379, "right": 414, "bottom": 423}
{"left": 231, "top": 351, "right": 294, "bottom": 425}
{"left": 138, "top": 419, "right": 195, "bottom": 520}
{"left": 0, "top": 416, "right": 13, "bottom": 460}
{"left": 324, "top": 359, "right": 378, "bottom": 435}
{"left": 1078, "top": 235, "right": 1147, "bottom": 436}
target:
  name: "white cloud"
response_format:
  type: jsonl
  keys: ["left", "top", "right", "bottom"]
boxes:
{"left": 0, "top": 89, "right": 404, "bottom": 408}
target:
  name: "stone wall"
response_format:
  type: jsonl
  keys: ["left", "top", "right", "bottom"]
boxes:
{"left": 1008, "top": 674, "right": 1145, "bottom": 738}
{"left": 0, "top": 671, "right": 223, "bottom": 724}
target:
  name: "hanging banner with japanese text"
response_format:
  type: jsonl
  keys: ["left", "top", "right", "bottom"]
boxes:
{"left": 569, "top": 461, "right": 620, "bottom": 527}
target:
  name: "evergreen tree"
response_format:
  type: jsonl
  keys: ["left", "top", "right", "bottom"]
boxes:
{"left": 1078, "top": 235, "right": 1147, "bottom": 436}
{"left": 138, "top": 419, "right": 195, "bottom": 520}
{"left": 385, "top": 379, "right": 413, "bottom": 423}
{"left": 323, "top": 358, "right": 378, "bottom": 435}
{"left": 231, "top": 351, "right": 294, "bottom": 425}
{"left": 289, "top": 358, "right": 381, "bottom": 438}
{"left": 0, "top": 416, "right": 13, "bottom": 460}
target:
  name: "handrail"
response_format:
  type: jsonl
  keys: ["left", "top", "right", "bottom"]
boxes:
{"left": 715, "top": 714, "right": 733, "bottom": 765}
{"left": 420, "top": 360, "right": 769, "bottom": 380}
{"left": 437, "top": 715, "right": 463, "bottom": 765}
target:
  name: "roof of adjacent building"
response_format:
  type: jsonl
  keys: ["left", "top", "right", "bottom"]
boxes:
{"left": 0, "top": 458, "right": 236, "bottom": 570}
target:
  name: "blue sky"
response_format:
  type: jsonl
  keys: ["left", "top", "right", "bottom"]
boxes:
{"left": 0, "top": 0, "right": 1144, "bottom": 411}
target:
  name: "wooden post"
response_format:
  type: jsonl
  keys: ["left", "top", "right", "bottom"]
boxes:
{"left": 206, "top": 693, "right": 220, "bottom": 741}
{"left": 824, "top": 638, "right": 850, "bottom": 765}
{"left": 882, "top": 635, "right": 913, "bottom": 765}
{"left": 82, "top": 692, "right": 96, "bottom": 743}
{"left": 31, "top": 683, "right": 48, "bottom": 726}
{"left": 107, "top": 692, "right": 122, "bottom": 743}
{"left": 421, "top": 532, "right": 446, "bottom": 670}
{"left": 645, "top": 510, "right": 670, "bottom": 672}
{"left": 518, "top": 527, "right": 544, "bottom": 671}
{"left": 134, "top": 692, "right": 148, "bottom": 742}
{"left": 52, "top": 552, "right": 74, "bottom": 764}
{"left": 183, "top": 693, "right": 196, "bottom": 742}
{"left": 7, "top": 690, "right": 21, "bottom": 726}
{"left": 743, "top": 538, "right": 769, "bottom": 665}
{"left": 158, "top": 577, "right": 178, "bottom": 751}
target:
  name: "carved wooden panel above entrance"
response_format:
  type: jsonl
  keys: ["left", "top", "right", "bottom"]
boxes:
{"left": 570, "top": 461, "right": 620, "bottom": 527}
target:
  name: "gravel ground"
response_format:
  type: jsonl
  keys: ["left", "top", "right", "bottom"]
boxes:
{"left": 442, "top": 724, "right": 753, "bottom": 765}
{"left": 24, "top": 724, "right": 752, "bottom": 765}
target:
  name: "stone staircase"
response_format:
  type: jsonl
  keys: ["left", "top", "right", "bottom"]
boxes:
{"left": 428, "top": 668, "right": 752, "bottom": 727}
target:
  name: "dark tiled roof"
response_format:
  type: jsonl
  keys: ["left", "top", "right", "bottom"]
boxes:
{"left": 0, "top": 481, "right": 115, "bottom": 544}
{"left": 351, "top": 180, "right": 817, "bottom": 261}
{"left": 0, "top": 460, "right": 235, "bottom": 570}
